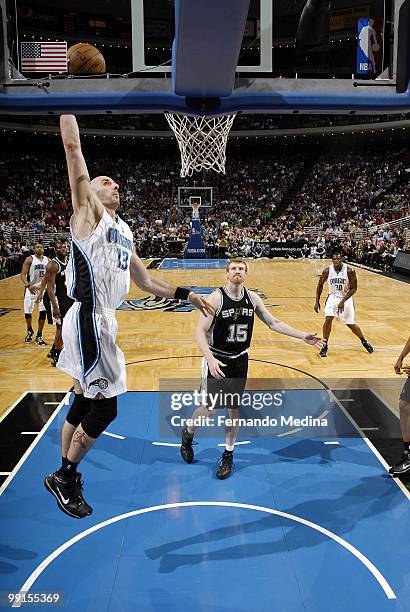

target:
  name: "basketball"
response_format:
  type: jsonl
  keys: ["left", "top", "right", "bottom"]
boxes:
{"left": 67, "top": 43, "right": 106, "bottom": 75}
{"left": 372, "top": 43, "right": 380, "bottom": 52}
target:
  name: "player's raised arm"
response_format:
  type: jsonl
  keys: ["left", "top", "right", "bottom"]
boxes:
{"left": 60, "top": 115, "right": 103, "bottom": 227}
{"left": 251, "top": 291, "right": 323, "bottom": 348}
{"left": 314, "top": 268, "right": 329, "bottom": 312}
{"left": 129, "top": 251, "right": 214, "bottom": 317}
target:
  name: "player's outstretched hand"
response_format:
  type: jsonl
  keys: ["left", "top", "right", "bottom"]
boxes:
{"left": 304, "top": 333, "right": 325, "bottom": 348}
{"left": 188, "top": 293, "right": 215, "bottom": 317}
{"left": 208, "top": 357, "right": 227, "bottom": 379}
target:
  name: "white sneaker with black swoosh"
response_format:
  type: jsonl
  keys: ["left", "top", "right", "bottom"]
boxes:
{"left": 44, "top": 472, "right": 92, "bottom": 519}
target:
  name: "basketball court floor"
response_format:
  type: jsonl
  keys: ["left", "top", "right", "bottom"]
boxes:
{"left": 1, "top": 259, "right": 410, "bottom": 611}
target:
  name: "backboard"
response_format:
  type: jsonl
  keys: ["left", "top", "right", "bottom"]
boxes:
{"left": 0, "top": 0, "right": 409, "bottom": 115}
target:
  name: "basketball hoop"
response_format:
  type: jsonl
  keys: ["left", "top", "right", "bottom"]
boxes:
{"left": 164, "top": 112, "right": 236, "bottom": 178}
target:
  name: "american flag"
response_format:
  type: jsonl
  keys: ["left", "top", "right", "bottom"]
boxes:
{"left": 21, "top": 42, "right": 67, "bottom": 72}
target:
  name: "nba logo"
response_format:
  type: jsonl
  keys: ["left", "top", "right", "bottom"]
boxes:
{"left": 356, "top": 18, "right": 381, "bottom": 75}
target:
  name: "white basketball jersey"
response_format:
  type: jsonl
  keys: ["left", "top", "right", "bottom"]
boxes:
{"left": 28, "top": 254, "right": 48, "bottom": 288}
{"left": 66, "top": 209, "right": 133, "bottom": 310}
{"left": 328, "top": 263, "right": 349, "bottom": 297}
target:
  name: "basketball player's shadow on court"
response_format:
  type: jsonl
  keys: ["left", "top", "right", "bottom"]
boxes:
{"left": 144, "top": 474, "right": 401, "bottom": 575}
{"left": 274, "top": 439, "right": 387, "bottom": 470}
{"left": 0, "top": 544, "right": 37, "bottom": 575}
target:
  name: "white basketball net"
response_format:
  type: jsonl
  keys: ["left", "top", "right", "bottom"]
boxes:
{"left": 165, "top": 112, "right": 236, "bottom": 178}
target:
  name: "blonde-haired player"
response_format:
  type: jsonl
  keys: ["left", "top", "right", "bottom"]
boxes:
{"left": 181, "top": 258, "right": 324, "bottom": 479}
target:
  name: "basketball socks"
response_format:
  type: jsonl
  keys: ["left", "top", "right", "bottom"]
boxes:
{"left": 57, "top": 457, "right": 78, "bottom": 479}
{"left": 319, "top": 340, "right": 328, "bottom": 358}
{"left": 225, "top": 444, "right": 234, "bottom": 452}
{"left": 403, "top": 441, "right": 410, "bottom": 454}
{"left": 360, "top": 338, "right": 374, "bottom": 353}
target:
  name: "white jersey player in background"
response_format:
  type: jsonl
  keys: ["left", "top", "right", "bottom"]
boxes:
{"left": 314, "top": 251, "right": 374, "bottom": 358}
{"left": 45, "top": 114, "right": 214, "bottom": 520}
{"left": 20, "top": 243, "right": 48, "bottom": 345}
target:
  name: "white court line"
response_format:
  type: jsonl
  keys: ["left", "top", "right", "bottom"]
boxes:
{"left": 0, "top": 472, "right": 11, "bottom": 475}
{"left": 277, "top": 428, "right": 302, "bottom": 437}
{"left": 102, "top": 431, "right": 126, "bottom": 440}
{"left": 44, "top": 402, "right": 60, "bottom": 405}
{"left": 360, "top": 428, "right": 379, "bottom": 431}
{"left": 277, "top": 410, "right": 329, "bottom": 439}
{"left": 152, "top": 442, "right": 180, "bottom": 447}
{"left": 0, "top": 392, "right": 70, "bottom": 498}
{"left": 0, "top": 392, "right": 28, "bottom": 424}
{"left": 324, "top": 441, "right": 340, "bottom": 445}
{"left": 338, "top": 398, "right": 355, "bottom": 402}
{"left": 331, "top": 393, "right": 410, "bottom": 502}
{"left": 369, "top": 389, "right": 400, "bottom": 419}
{"left": 13, "top": 501, "right": 396, "bottom": 605}
{"left": 218, "top": 441, "right": 251, "bottom": 447}
{"left": 21, "top": 432, "right": 41, "bottom": 435}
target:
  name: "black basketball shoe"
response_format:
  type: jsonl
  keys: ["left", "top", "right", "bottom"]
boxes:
{"left": 319, "top": 342, "right": 328, "bottom": 358}
{"left": 73, "top": 473, "right": 93, "bottom": 515}
{"left": 216, "top": 451, "right": 234, "bottom": 480}
{"left": 361, "top": 338, "right": 374, "bottom": 354}
{"left": 180, "top": 426, "right": 194, "bottom": 464}
{"left": 44, "top": 472, "right": 92, "bottom": 519}
{"left": 389, "top": 452, "right": 410, "bottom": 476}
{"left": 51, "top": 350, "right": 61, "bottom": 367}
{"left": 35, "top": 336, "right": 47, "bottom": 346}
{"left": 25, "top": 330, "right": 33, "bottom": 343}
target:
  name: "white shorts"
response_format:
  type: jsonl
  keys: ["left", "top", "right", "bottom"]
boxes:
{"left": 24, "top": 288, "right": 46, "bottom": 314}
{"left": 57, "top": 301, "right": 127, "bottom": 399}
{"left": 324, "top": 295, "right": 355, "bottom": 325}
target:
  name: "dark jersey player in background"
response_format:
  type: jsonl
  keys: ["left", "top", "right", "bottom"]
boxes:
{"left": 181, "top": 258, "right": 324, "bottom": 479}
{"left": 42, "top": 241, "right": 74, "bottom": 367}
{"left": 389, "top": 336, "right": 410, "bottom": 476}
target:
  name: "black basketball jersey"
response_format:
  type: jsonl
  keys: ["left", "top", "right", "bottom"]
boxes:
{"left": 207, "top": 286, "right": 255, "bottom": 358}
{"left": 53, "top": 257, "right": 68, "bottom": 297}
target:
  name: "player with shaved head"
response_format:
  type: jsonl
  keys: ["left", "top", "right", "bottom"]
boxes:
{"left": 44, "top": 115, "right": 214, "bottom": 519}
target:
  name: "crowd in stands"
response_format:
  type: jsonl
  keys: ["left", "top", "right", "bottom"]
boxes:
{"left": 0, "top": 141, "right": 408, "bottom": 279}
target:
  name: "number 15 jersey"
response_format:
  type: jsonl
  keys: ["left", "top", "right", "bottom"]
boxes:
{"left": 207, "top": 286, "right": 255, "bottom": 358}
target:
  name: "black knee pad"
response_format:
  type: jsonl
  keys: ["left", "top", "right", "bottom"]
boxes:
{"left": 66, "top": 394, "right": 92, "bottom": 428}
{"left": 25, "top": 313, "right": 32, "bottom": 320}
{"left": 81, "top": 397, "right": 118, "bottom": 439}
{"left": 39, "top": 311, "right": 47, "bottom": 320}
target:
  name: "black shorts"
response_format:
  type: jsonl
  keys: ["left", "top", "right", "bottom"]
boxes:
{"left": 203, "top": 352, "right": 248, "bottom": 410}
{"left": 400, "top": 378, "right": 410, "bottom": 403}
{"left": 44, "top": 293, "right": 74, "bottom": 325}
{"left": 58, "top": 295, "right": 74, "bottom": 319}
